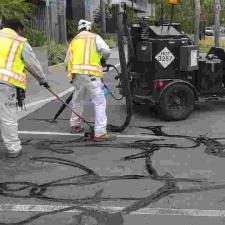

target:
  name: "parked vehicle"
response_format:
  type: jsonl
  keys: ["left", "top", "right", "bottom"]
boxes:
{"left": 205, "top": 27, "right": 214, "bottom": 36}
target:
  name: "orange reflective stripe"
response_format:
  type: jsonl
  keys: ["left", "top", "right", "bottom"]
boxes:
{"left": 72, "top": 65, "right": 102, "bottom": 72}
{"left": 6, "top": 40, "right": 20, "bottom": 71}
{"left": 0, "top": 74, "right": 26, "bottom": 86}
{"left": 0, "top": 68, "right": 26, "bottom": 83}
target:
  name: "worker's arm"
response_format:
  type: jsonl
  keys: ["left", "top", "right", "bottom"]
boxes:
{"left": 64, "top": 44, "right": 72, "bottom": 68}
{"left": 95, "top": 34, "right": 111, "bottom": 60}
{"left": 22, "top": 42, "right": 48, "bottom": 86}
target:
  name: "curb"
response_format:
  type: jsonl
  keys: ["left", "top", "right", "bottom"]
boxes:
{"left": 48, "top": 63, "right": 64, "bottom": 68}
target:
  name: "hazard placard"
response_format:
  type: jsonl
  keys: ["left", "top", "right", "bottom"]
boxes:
{"left": 155, "top": 47, "right": 175, "bottom": 68}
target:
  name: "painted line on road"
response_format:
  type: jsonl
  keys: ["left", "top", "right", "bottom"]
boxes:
{"left": 18, "top": 130, "right": 163, "bottom": 139}
{"left": 25, "top": 63, "right": 119, "bottom": 110}
{"left": 0, "top": 204, "right": 225, "bottom": 217}
{"left": 25, "top": 87, "right": 74, "bottom": 109}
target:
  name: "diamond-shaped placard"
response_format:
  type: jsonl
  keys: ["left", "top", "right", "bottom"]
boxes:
{"left": 155, "top": 47, "right": 175, "bottom": 68}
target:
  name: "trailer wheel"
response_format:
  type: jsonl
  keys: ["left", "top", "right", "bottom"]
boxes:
{"left": 159, "top": 84, "right": 195, "bottom": 120}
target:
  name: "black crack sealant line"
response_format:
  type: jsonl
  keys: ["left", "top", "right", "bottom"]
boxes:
{"left": 3, "top": 11, "right": 225, "bottom": 225}
{"left": 1, "top": 125, "right": 225, "bottom": 224}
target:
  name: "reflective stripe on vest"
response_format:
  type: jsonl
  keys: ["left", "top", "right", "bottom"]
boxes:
{"left": 6, "top": 40, "right": 20, "bottom": 71}
{"left": 0, "top": 31, "right": 26, "bottom": 42}
{"left": 0, "top": 68, "right": 26, "bottom": 82}
{"left": 68, "top": 31, "right": 102, "bottom": 78}
{"left": 72, "top": 65, "right": 102, "bottom": 73}
{"left": 0, "top": 29, "right": 26, "bottom": 89}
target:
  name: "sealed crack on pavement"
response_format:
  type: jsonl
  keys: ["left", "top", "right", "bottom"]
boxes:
{"left": 1, "top": 126, "right": 225, "bottom": 224}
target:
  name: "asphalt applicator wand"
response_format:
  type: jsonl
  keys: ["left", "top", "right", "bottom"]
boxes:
{"left": 25, "top": 67, "right": 95, "bottom": 139}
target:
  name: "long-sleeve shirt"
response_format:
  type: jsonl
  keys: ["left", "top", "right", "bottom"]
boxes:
{"left": 64, "top": 33, "right": 111, "bottom": 65}
{"left": 22, "top": 42, "right": 47, "bottom": 83}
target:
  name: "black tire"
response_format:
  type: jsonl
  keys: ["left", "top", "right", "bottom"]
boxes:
{"left": 159, "top": 84, "right": 195, "bottom": 121}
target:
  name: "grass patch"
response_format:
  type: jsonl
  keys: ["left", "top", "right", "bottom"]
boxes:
{"left": 104, "top": 33, "right": 118, "bottom": 49}
{"left": 198, "top": 36, "right": 225, "bottom": 53}
{"left": 48, "top": 41, "right": 68, "bottom": 66}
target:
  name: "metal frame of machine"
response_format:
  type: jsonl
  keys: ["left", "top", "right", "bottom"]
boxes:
{"left": 117, "top": 2, "right": 225, "bottom": 121}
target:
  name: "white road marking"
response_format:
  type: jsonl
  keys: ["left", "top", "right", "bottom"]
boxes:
{"left": 0, "top": 204, "right": 225, "bottom": 217}
{"left": 18, "top": 131, "right": 163, "bottom": 139}
{"left": 25, "top": 87, "right": 74, "bottom": 109}
{"left": 24, "top": 63, "right": 120, "bottom": 110}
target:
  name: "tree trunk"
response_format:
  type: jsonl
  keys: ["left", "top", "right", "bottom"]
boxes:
{"left": 100, "top": 0, "right": 106, "bottom": 37}
{"left": 194, "top": 0, "right": 201, "bottom": 44}
{"left": 0, "top": 15, "right": 2, "bottom": 28}
{"left": 57, "top": 0, "right": 67, "bottom": 43}
{"left": 214, "top": 0, "right": 221, "bottom": 47}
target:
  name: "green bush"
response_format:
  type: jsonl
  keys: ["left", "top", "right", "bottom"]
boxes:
{"left": 48, "top": 41, "right": 68, "bottom": 66}
{"left": 104, "top": 33, "right": 118, "bottom": 48}
{"left": 66, "top": 19, "right": 78, "bottom": 41}
{"left": 92, "top": 23, "right": 101, "bottom": 35}
{"left": 24, "top": 27, "right": 46, "bottom": 47}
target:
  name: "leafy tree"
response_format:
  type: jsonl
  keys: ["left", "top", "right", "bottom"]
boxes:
{"left": 0, "top": 0, "right": 34, "bottom": 25}
{"left": 148, "top": 0, "right": 225, "bottom": 33}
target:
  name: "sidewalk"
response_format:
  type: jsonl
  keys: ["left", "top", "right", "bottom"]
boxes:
{"left": 18, "top": 46, "right": 121, "bottom": 120}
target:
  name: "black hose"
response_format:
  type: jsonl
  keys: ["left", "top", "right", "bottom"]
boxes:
{"left": 107, "top": 10, "right": 133, "bottom": 132}
{"left": 52, "top": 93, "right": 73, "bottom": 122}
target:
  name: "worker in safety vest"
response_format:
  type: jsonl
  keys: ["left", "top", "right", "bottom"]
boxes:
{"left": 65, "top": 19, "right": 111, "bottom": 141}
{"left": 0, "top": 19, "right": 49, "bottom": 158}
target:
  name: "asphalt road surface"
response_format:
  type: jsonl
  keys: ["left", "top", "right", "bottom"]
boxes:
{"left": 2, "top": 50, "right": 225, "bottom": 224}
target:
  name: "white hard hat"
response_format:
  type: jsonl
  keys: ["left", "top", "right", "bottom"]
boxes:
{"left": 78, "top": 19, "right": 92, "bottom": 31}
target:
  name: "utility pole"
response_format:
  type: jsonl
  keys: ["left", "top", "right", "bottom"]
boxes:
{"left": 214, "top": 0, "right": 221, "bottom": 47}
{"left": 160, "top": 0, "right": 164, "bottom": 25}
{"left": 131, "top": 0, "right": 134, "bottom": 21}
{"left": 194, "top": 0, "right": 201, "bottom": 44}
{"left": 57, "top": 0, "right": 67, "bottom": 43}
{"left": 100, "top": 0, "right": 106, "bottom": 37}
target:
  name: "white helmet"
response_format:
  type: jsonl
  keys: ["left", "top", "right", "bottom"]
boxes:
{"left": 78, "top": 19, "right": 92, "bottom": 31}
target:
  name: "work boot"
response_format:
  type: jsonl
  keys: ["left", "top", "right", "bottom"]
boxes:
{"left": 71, "top": 125, "right": 84, "bottom": 133}
{"left": 93, "top": 133, "right": 114, "bottom": 142}
{"left": 6, "top": 149, "right": 22, "bottom": 158}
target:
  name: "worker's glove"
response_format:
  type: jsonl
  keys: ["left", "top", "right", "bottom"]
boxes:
{"left": 39, "top": 80, "right": 50, "bottom": 88}
{"left": 100, "top": 58, "right": 107, "bottom": 67}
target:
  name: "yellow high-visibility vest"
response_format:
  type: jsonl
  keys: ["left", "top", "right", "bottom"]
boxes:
{"left": 0, "top": 28, "right": 27, "bottom": 89}
{"left": 67, "top": 31, "right": 103, "bottom": 80}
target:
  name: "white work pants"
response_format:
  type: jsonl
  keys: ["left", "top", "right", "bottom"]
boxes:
{"left": 0, "top": 84, "right": 21, "bottom": 153}
{"left": 70, "top": 74, "right": 107, "bottom": 136}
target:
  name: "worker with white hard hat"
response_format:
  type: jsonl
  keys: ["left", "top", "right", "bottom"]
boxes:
{"left": 65, "top": 19, "right": 111, "bottom": 141}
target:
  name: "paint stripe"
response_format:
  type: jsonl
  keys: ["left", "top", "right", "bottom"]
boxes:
{"left": 25, "top": 87, "right": 74, "bottom": 109}
{"left": 24, "top": 63, "right": 120, "bottom": 110}
{"left": 18, "top": 130, "right": 163, "bottom": 139}
{"left": 0, "top": 204, "right": 225, "bottom": 217}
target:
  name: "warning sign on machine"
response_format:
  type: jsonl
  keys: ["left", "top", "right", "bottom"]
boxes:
{"left": 155, "top": 47, "right": 175, "bottom": 68}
